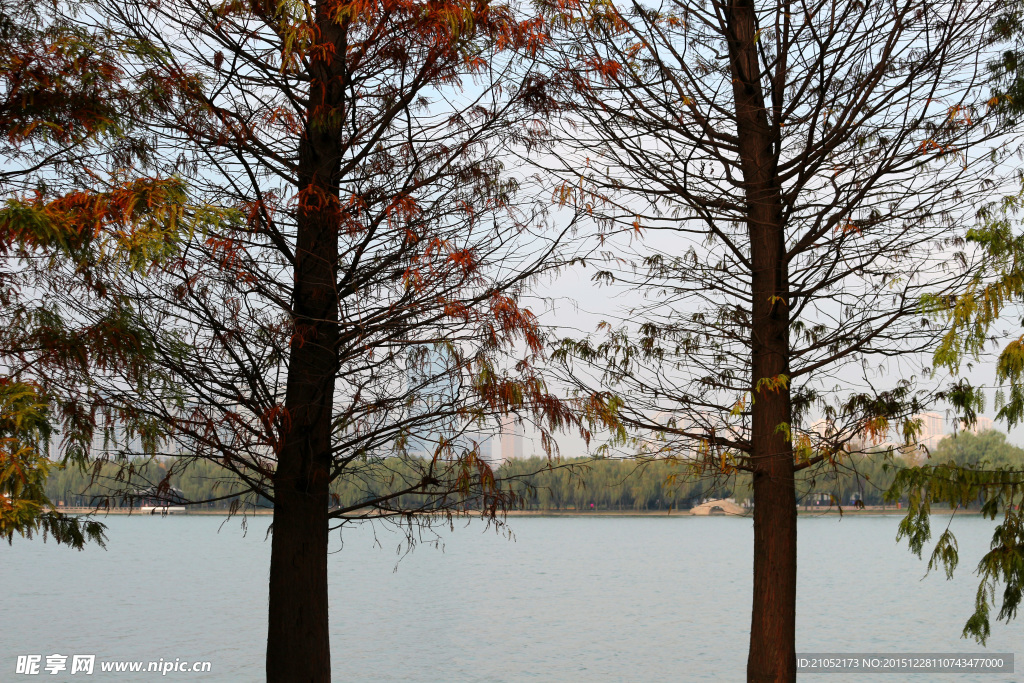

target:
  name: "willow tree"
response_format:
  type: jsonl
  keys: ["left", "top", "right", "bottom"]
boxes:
{"left": 58, "top": 0, "right": 596, "bottom": 679}
{"left": 875, "top": 0, "right": 1024, "bottom": 650}
{"left": 884, "top": 0, "right": 1024, "bottom": 638}
{"left": 543, "top": 0, "right": 1010, "bottom": 679}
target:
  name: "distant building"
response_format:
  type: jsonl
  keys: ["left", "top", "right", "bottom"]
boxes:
{"left": 913, "top": 411, "right": 946, "bottom": 453}
{"left": 405, "top": 346, "right": 462, "bottom": 458}
{"left": 636, "top": 410, "right": 730, "bottom": 460}
{"left": 804, "top": 414, "right": 931, "bottom": 458}
{"left": 500, "top": 416, "right": 524, "bottom": 463}
{"left": 808, "top": 418, "right": 842, "bottom": 445}
{"left": 964, "top": 415, "right": 994, "bottom": 435}
{"left": 477, "top": 434, "right": 499, "bottom": 467}
{"left": 637, "top": 411, "right": 681, "bottom": 458}
{"left": 843, "top": 430, "right": 872, "bottom": 454}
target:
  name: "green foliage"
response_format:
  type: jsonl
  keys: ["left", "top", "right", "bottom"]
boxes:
{"left": 0, "top": 378, "right": 106, "bottom": 548}
{"left": 931, "top": 429, "right": 1024, "bottom": 467}
{"left": 497, "top": 449, "right": 907, "bottom": 514}
{"left": 45, "top": 448, "right": 916, "bottom": 515}
{"left": 910, "top": 4, "right": 1024, "bottom": 638}
{"left": 46, "top": 457, "right": 260, "bottom": 510}
{"left": 927, "top": 189, "right": 1024, "bottom": 426}
{"left": 889, "top": 431, "right": 1024, "bottom": 643}
{"left": 989, "top": 0, "right": 1024, "bottom": 120}
{"left": 502, "top": 457, "right": 717, "bottom": 511}
{"left": 0, "top": 2, "right": 214, "bottom": 548}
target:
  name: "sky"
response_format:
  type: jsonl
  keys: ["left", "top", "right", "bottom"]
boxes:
{"left": 514, "top": 211, "right": 1024, "bottom": 458}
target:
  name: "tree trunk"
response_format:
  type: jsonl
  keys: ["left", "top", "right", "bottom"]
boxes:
{"left": 747, "top": 436, "right": 797, "bottom": 683}
{"left": 266, "top": 159, "right": 340, "bottom": 680}
{"left": 725, "top": 1, "right": 797, "bottom": 680}
{"left": 267, "top": 470, "right": 331, "bottom": 682}
{"left": 265, "top": 157, "right": 339, "bottom": 680}
{"left": 266, "top": 7, "right": 344, "bottom": 679}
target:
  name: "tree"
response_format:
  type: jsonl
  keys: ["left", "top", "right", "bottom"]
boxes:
{"left": 0, "top": 1, "right": 201, "bottom": 547}
{"left": 888, "top": 431, "right": 1024, "bottom": 645}
{"left": 53, "top": 0, "right": 600, "bottom": 679}
{"left": 884, "top": 1, "right": 1024, "bottom": 643}
{"left": 929, "top": 429, "right": 1024, "bottom": 467}
{"left": 541, "top": 0, "right": 1008, "bottom": 679}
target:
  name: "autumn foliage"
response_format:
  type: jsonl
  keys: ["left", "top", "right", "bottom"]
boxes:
{"left": 0, "top": 0, "right": 608, "bottom": 678}
{"left": 0, "top": 3, "right": 206, "bottom": 546}
{"left": 12, "top": 0, "right": 1021, "bottom": 681}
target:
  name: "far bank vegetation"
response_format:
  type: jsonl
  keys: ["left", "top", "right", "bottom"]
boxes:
{"left": 47, "top": 431, "right": 1024, "bottom": 513}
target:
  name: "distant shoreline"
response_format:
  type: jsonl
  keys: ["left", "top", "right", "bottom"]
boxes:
{"left": 503, "top": 507, "right": 964, "bottom": 517}
{"left": 54, "top": 506, "right": 971, "bottom": 518}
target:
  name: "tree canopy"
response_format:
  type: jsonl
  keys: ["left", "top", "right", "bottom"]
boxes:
{"left": 7, "top": 0, "right": 1024, "bottom": 680}
{"left": 33, "top": 0, "right": 604, "bottom": 677}
{"left": 0, "top": 1, "right": 208, "bottom": 548}
{"left": 539, "top": 0, "right": 1010, "bottom": 678}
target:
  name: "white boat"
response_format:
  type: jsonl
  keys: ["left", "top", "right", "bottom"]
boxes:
{"left": 138, "top": 506, "right": 187, "bottom": 515}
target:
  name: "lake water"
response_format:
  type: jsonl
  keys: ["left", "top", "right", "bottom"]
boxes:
{"left": 2, "top": 514, "right": 1020, "bottom": 681}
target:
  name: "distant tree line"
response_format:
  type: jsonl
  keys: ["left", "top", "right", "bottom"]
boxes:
{"left": 500, "top": 452, "right": 905, "bottom": 511}
{"left": 46, "top": 458, "right": 264, "bottom": 511}
{"left": 47, "top": 431, "right": 1024, "bottom": 513}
